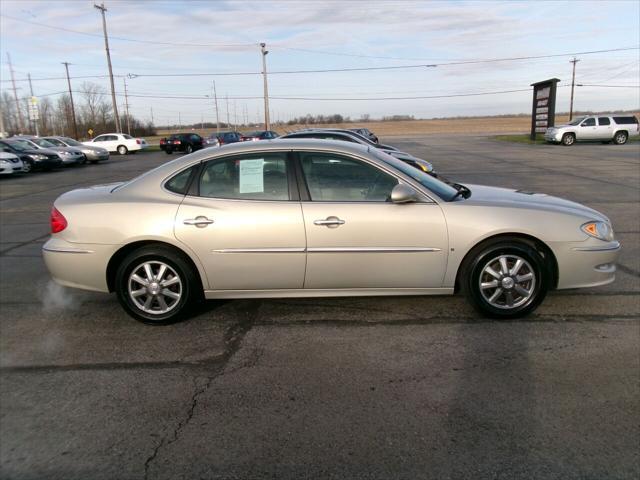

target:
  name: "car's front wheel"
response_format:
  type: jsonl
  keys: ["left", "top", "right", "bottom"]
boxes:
{"left": 613, "top": 131, "right": 628, "bottom": 145}
{"left": 561, "top": 133, "right": 575, "bottom": 146}
{"left": 115, "top": 246, "right": 201, "bottom": 324}
{"left": 117, "top": 145, "right": 128, "bottom": 155}
{"left": 462, "top": 240, "right": 549, "bottom": 319}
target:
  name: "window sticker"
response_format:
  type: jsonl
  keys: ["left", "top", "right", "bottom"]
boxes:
{"left": 239, "top": 159, "right": 264, "bottom": 193}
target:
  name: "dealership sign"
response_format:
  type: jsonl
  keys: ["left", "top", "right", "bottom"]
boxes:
{"left": 530, "top": 78, "right": 559, "bottom": 140}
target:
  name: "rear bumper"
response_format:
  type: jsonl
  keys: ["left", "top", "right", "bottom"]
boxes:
{"left": 550, "top": 239, "right": 621, "bottom": 289}
{"left": 42, "top": 237, "right": 117, "bottom": 292}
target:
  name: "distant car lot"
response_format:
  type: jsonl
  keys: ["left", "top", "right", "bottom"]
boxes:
{"left": 0, "top": 134, "right": 638, "bottom": 479}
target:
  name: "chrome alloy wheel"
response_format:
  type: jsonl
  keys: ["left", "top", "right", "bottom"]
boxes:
{"left": 479, "top": 254, "right": 536, "bottom": 310}
{"left": 128, "top": 261, "right": 182, "bottom": 315}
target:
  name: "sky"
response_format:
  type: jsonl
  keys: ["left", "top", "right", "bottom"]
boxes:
{"left": 0, "top": 0, "right": 638, "bottom": 126}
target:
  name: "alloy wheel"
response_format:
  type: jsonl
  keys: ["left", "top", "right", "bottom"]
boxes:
{"left": 128, "top": 261, "right": 182, "bottom": 315}
{"left": 478, "top": 254, "right": 536, "bottom": 309}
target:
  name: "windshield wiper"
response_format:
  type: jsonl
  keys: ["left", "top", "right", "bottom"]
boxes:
{"left": 451, "top": 183, "right": 471, "bottom": 200}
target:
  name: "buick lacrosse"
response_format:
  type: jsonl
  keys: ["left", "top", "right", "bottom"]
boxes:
{"left": 43, "top": 139, "right": 619, "bottom": 324}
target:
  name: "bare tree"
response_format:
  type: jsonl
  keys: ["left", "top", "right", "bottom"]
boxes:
{"left": 79, "top": 82, "right": 107, "bottom": 131}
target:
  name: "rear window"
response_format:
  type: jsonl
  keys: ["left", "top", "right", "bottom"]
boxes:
{"left": 613, "top": 116, "right": 638, "bottom": 125}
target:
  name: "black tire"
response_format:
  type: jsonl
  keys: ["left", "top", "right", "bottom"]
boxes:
{"left": 561, "top": 133, "right": 575, "bottom": 146}
{"left": 117, "top": 145, "right": 128, "bottom": 155}
{"left": 613, "top": 131, "right": 628, "bottom": 145}
{"left": 185, "top": 144, "right": 193, "bottom": 154}
{"left": 115, "top": 246, "right": 202, "bottom": 325}
{"left": 461, "top": 239, "right": 550, "bottom": 319}
{"left": 165, "top": 149, "right": 173, "bottom": 155}
{"left": 22, "top": 161, "right": 32, "bottom": 173}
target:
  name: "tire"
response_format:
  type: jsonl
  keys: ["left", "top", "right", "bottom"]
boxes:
{"left": 115, "top": 246, "right": 202, "bottom": 324}
{"left": 165, "top": 149, "right": 173, "bottom": 155}
{"left": 461, "top": 240, "right": 550, "bottom": 319}
{"left": 117, "top": 145, "right": 128, "bottom": 155}
{"left": 22, "top": 161, "right": 32, "bottom": 173}
{"left": 561, "top": 133, "right": 575, "bottom": 146}
{"left": 185, "top": 144, "right": 193, "bottom": 154}
{"left": 613, "top": 131, "right": 628, "bottom": 145}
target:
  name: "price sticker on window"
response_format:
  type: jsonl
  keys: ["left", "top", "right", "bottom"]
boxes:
{"left": 239, "top": 159, "right": 265, "bottom": 193}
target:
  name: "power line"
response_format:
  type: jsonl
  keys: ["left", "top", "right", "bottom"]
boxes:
{"left": 576, "top": 83, "right": 640, "bottom": 88}
{"left": 0, "top": 13, "right": 256, "bottom": 49}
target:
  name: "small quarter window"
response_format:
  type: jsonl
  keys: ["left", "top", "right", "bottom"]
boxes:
{"left": 165, "top": 166, "right": 196, "bottom": 195}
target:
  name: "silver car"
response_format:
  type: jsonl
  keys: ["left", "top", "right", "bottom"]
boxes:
{"left": 14, "top": 136, "right": 84, "bottom": 165}
{"left": 545, "top": 114, "right": 639, "bottom": 146}
{"left": 44, "top": 136, "right": 110, "bottom": 163}
{"left": 43, "top": 140, "right": 619, "bottom": 324}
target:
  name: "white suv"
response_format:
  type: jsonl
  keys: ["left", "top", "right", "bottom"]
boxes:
{"left": 83, "top": 133, "right": 148, "bottom": 155}
{"left": 545, "top": 114, "right": 639, "bottom": 146}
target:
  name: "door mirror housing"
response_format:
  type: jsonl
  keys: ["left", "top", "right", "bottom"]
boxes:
{"left": 391, "top": 184, "right": 419, "bottom": 204}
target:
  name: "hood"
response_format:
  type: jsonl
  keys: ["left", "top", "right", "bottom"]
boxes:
{"left": 29, "top": 147, "right": 61, "bottom": 156}
{"left": 80, "top": 144, "right": 108, "bottom": 153}
{"left": 463, "top": 184, "right": 608, "bottom": 222}
{"left": 49, "top": 146, "right": 84, "bottom": 154}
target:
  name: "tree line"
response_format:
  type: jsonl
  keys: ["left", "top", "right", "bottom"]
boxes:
{"left": 0, "top": 82, "right": 156, "bottom": 139}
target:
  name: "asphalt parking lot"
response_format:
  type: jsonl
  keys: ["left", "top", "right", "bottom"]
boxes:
{"left": 1, "top": 135, "right": 638, "bottom": 479}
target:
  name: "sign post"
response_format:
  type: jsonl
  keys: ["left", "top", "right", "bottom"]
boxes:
{"left": 28, "top": 96, "right": 40, "bottom": 136}
{"left": 530, "top": 78, "right": 560, "bottom": 141}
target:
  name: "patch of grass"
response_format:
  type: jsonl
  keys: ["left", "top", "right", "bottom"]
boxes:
{"left": 493, "top": 134, "right": 547, "bottom": 144}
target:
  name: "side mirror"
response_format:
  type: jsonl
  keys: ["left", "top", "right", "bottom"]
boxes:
{"left": 391, "top": 184, "right": 419, "bottom": 204}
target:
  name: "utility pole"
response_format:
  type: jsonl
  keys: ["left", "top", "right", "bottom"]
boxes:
{"left": 569, "top": 57, "right": 580, "bottom": 121}
{"left": 27, "top": 73, "right": 39, "bottom": 136}
{"left": 260, "top": 43, "right": 271, "bottom": 130}
{"left": 122, "top": 77, "right": 131, "bottom": 135}
{"left": 225, "top": 94, "right": 230, "bottom": 130}
{"left": 178, "top": 112, "right": 181, "bottom": 131}
{"left": 94, "top": 3, "right": 121, "bottom": 132}
{"left": 150, "top": 107, "right": 154, "bottom": 125}
{"left": 233, "top": 100, "right": 237, "bottom": 128}
{"left": 7, "top": 53, "right": 24, "bottom": 133}
{"left": 212, "top": 81, "right": 220, "bottom": 134}
{"left": 62, "top": 62, "right": 79, "bottom": 139}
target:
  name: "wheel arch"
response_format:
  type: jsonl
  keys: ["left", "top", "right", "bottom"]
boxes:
{"left": 106, "top": 240, "right": 206, "bottom": 293}
{"left": 454, "top": 232, "right": 558, "bottom": 293}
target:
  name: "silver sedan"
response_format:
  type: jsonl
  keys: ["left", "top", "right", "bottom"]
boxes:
{"left": 43, "top": 139, "right": 620, "bottom": 324}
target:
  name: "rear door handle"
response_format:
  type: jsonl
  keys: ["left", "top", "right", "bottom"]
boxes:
{"left": 314, "top": 216, "right": 345, "bottom": 228}
{"left": 183, "top": 216, "right": 214, "bottom": 228}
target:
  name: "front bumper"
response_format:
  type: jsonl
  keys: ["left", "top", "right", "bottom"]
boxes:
{"left": 42, "top": 237, "right": 118, "bottom": 292}
{"left": 60, "top": 154, "right": 83, "bottom": 165}
{"left": 544, "top": 131, "right": 562, "bottom": 142}
{"left": 550, "top": 239, "right": 621, "bottom": 289}
{"left": 85, "top": 151, "right": 110, "bottom": 161}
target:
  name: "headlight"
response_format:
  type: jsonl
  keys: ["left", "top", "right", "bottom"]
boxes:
{"left": 0, "top": 160, "right": 9, "bottom": 166}
{"left": 581, "top": 221, "right": 614, "bottom": 241}
{"left": 30, "top": 154, "right": 47, "bottom": 160}
{"left": 59, "top": 151, "right": 71, "bottom": 156}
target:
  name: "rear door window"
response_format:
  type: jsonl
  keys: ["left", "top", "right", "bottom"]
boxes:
{"left": 598, "top": 117, "right": 611, "bottom": 126}
{"left": 199, "top": 153, "right": 289, "bottom": 200}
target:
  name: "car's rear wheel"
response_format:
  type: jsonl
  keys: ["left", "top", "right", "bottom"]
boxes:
{"left": 462, "top": 241, "right": 549, "bottom": 319}
{"left": 165, "top": 148, "right": 173, "bottom": 155}
{"left": 561, "top": 133, "right": 575, "bottom": 146}
{"left": 185, "top": 144, "right": 193, "bottom": 154}
{"left": 613, "top": 131, "right": 628, "bottom": 145}
{"left": 115, "top": 246, "right": 201, "bottom": 324}
{"left": 117, "top": 145, "right": 128, "bottom": 155}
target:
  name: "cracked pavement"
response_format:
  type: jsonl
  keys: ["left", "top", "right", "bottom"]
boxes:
{"left": 0, "top": 135, "right": 638, "bottom": 479}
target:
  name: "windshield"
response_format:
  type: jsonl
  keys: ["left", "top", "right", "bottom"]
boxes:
{"left": 33, "top": 138, "right": 56, "bottom": 148}
{"left": 61, "top": 137, "right": 82, "bottom": 146}
{"left": 567, "top": 116, "right": 586, "bottom": 126}
{"left": 371, "top": 149, "right": 459, "bottom": 201}
{"left": 8, "top": 140, "right": 34, "bottom": 150}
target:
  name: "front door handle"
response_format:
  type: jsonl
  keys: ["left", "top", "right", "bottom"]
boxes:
{"left": 314, "top": 216, "right": 345, "bottom": 228}
{"left": 183, "top": 216, "right": 214, "bottom": 228}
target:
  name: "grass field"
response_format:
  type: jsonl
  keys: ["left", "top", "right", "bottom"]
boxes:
{"left": 151, "top": 112, "right": 639, "bottom": 144}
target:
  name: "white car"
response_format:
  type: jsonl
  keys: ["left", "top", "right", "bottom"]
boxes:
{"left": 545, "top": 114, "right": 639, "bottom": 146}
{"left": 0, "top": 151, "right": 25, "bottom": 175}
{"left": 83, "top": 133, "right": 148, "bottom": 155}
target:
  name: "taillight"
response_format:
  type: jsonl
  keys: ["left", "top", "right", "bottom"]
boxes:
{"left": 51, "top": 207, "right": 67, "bottom": 233}
{"left": 136, "top": 139, "right": 142, "bottom": 144}
{"left": 173, "top": 140, "right": 181, "bottom": 145}
{"left": 160, "top": 139, "right": 165, "bottom": 145}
